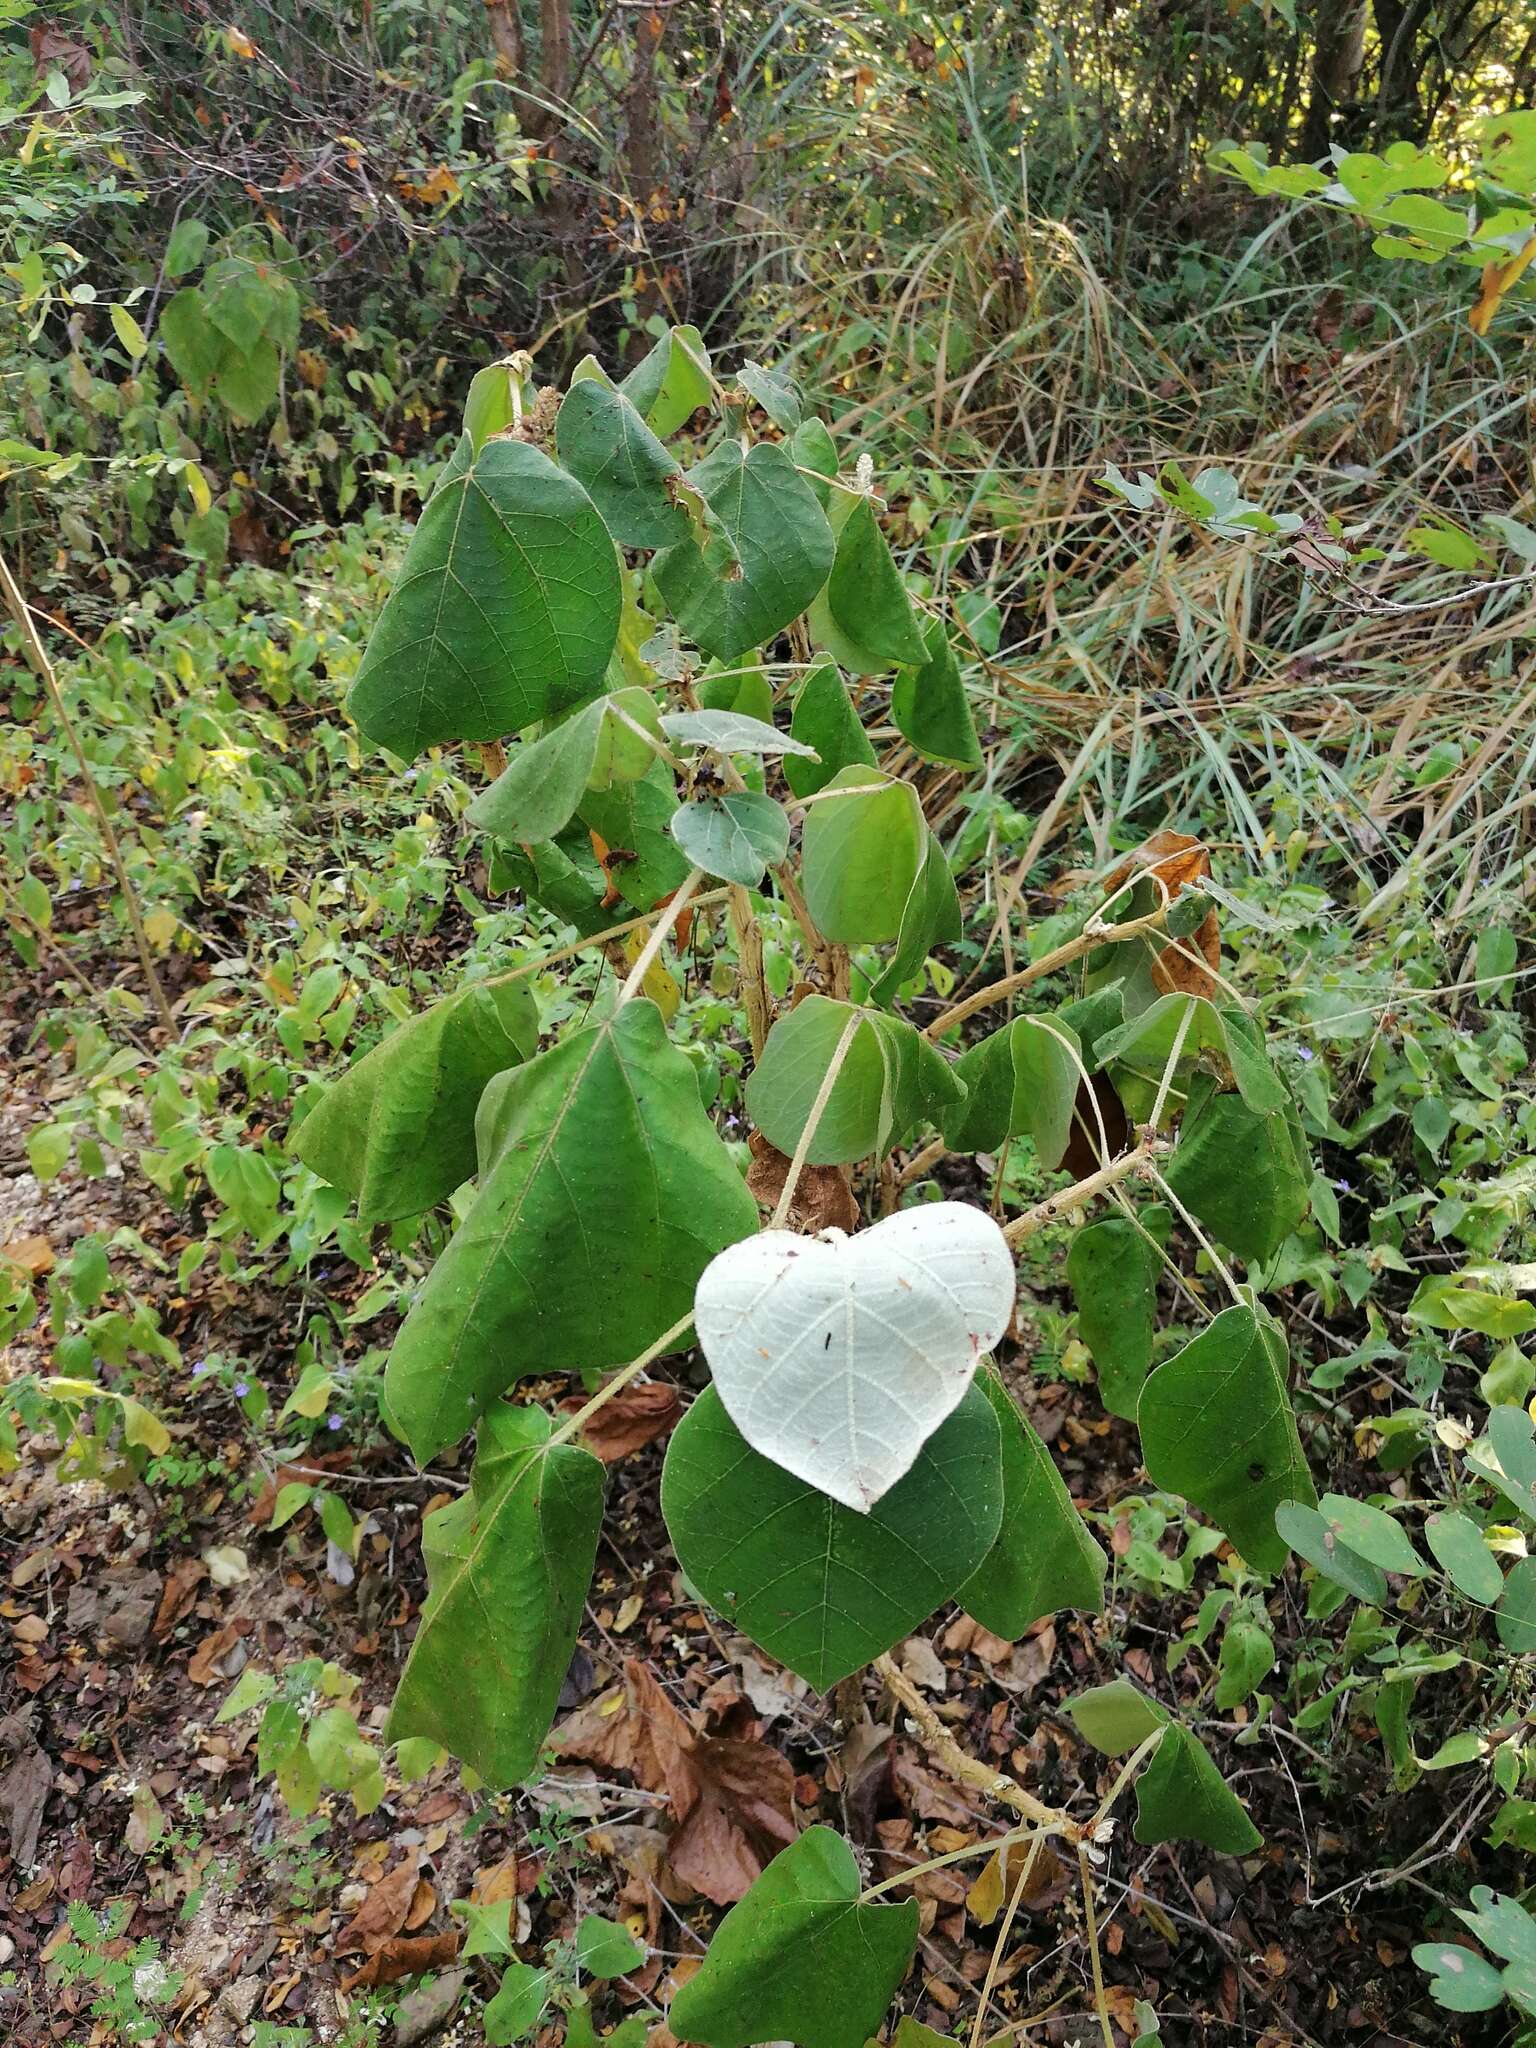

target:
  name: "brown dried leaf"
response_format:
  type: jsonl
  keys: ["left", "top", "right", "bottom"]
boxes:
{"left": 555, "top": 1660, "right": 797, "bottom": 1905}
{"left": 187, "top": 1621, "right": 245, "bottom": 1687}
{"left": 745, "top": 1131, "right": 858, "bottom": 1234}
{"left": 1102, "top": 828, "right": 1219, "bottom": 999}
{"left": 0, "top": 1720, "right": 51, "bottom": 1867}
{"left": 558, "top": 1381, "right": 683, "bottom": 1462}
{"left": 341, "top": 1928, "right": 460, "bottom": 1990}
{"left": 1, "top": 1234, "right": 53, "bottom": 1275}
{"left": 152, "top": 1556, "right": 207, "bottom": 1641}
{"left": 942, "top": 1614, "right": 1016, "bottom": 1664}
{"left": 966, "top": 1837, "right": 1070, "bottom": 1924}
{"left": 336, "top": 1851, "right": 421, "bottom": 1955}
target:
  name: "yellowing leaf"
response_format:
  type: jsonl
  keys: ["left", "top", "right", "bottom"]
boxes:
{"left": 620, "top": 928, "right": 680, "bottom": 1021}
{"left": 110, "top": 304, "right": 149, "bottom": 360}
{"left": 1470, "top": 234, "right": 1536, "bottom": 335}
{"left": 184, "top": 463, "right": 212, "bottom": 516}
{"left": 120, "top": 1396, "right": 171, "bottom": 1456}
{"left": 143, "top": 908, "right": 180, "bottom": 951}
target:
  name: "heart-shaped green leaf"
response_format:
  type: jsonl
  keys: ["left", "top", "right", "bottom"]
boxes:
{"left": 468, "top": 691, "right": 664, "bottom": 848}
{"left": 383, "top": 1001, "right": 758, "bottom": 1463}
{"left": 943, "top": 1013, "right": 1084, "bottom": 1170}
{"left": 653, "top": 440, "right": 835, "bottom": 661}
{"left": 1138, "top": 1304, "right": 1314, "bottom": 1576}
{"left": 661, "top": 1382, "right": 1002, "bottom": 1688}
{"left": 670, "top": 790, "right": 789, "bottom": 884}
{"left": 801, "top": 767, "right": 924, "bottom": 943}
{"left": 1164, "top": 1074, "right": 1310, "bottom": 1263}
{"left": 667, "top": 1827, "right": 918, "bottom": 2048}
{"left": 1066, "top": 1207, "right": 1170, "bottom": 1420}
{"left": 746, "top": 994, "right": 962, "bottom": 1165}
{"left": 892, "top": 615, "right": 981, "bottom": 769}
{"left": 1065, "top": 1680, "right": 1261, "bottom": 1853}
{"left": 785, "top": 662, "right": 877, "bottom": 798}
{"left": 294, "top": 981, "right": 537, "bottom": 1222}
{"left": 348, "top": 436, "right": 621, "bottom": 759}
{"left": 385, "top": 1407, "right": 602, "bottom": 1787}
{"left": 810, "top": 492, "right": 927, "bottom": 673}
{"left": 556, "top": 381, "right": 687, "bottom": 548}
{"left": 958, "top": 1368, "right": 1106, "bottom": 1636}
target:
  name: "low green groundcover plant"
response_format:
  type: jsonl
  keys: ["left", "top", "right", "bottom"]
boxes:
{"left": 292, "top": 334, "right": 1327, "bottom": 2044}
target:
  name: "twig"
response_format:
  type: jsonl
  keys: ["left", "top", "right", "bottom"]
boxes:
{"left": 924, "top": 900, "right": 1169, "bottom": 1041}
{"left": 616, "top": 867, "right": 705, "bottom": 1004}
{"left": 544, "top": 1309, "right": 695, "bottom": 1452}
{"left": 1002, "top": 1138, "right": 1160, "bottom": 1246}
{"left": 1, "top": 547, "right": 176, "bottom": 1033}
{"left": 875, "top": 1652, "right": 1074, "bottom": 1836}
{"left": 769, "top": 1007, "right": 863, "bottom": 1228}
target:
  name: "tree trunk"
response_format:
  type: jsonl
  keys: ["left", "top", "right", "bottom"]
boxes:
{"left": 1299, "top": 0, "right": 1369, "bottom": 161}
{"left": 539, "top": 0, "right": 572, "bottom": 119}
{"left": 1373, "top": 0, "right": 1432, "bottom": 140}
{"left": 483, "top": 0, "right": 525, "bottom": 80}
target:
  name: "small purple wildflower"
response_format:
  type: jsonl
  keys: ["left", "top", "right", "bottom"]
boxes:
{"left": 326, "top": 1414, "right": 344, "bottom": 1433}
{"left": 232, "top": 1380, "right": 250, "bottom": 1398}
{"left": 190, "top": 1360, "right": 208, "bottom": 1378}
{"left": 1333, "top": 1177, "right": 1353, "bottom": 1194}
{"left": 1295, "top": 1046, "right": 1315, "bottom": 1062}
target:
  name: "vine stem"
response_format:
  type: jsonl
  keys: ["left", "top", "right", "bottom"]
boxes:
{"left": 873, "top": 1653, "right": 1074, "bottom": 1836}
{"left": 544, "top": 1308, "right": 695, "bottom": 1452}
{"left": 859, "top": 1821, "right": 1038, "bottom": 1903}
{"left": 769, "top": 1007, "right": 863, "bottom": 1229}
{"left": 969, "top": 1830, "right": 1047, "bottom": 2048}
{"left": 615, "top": 867, "right": 705, "bottom": 1005}
{"left": 481, "top": 890, "right": 731, "bottom": 991}
{"left": 0, "top": 546, "right": 177, "bottom": 1034}
{"left": 1001, "top": 1136, "right": 1161, "bottom": 1246}
{"left": 923, "top": 899, "right": 1170, "bottom": 1042}
{"left": 1078, "top": 1839, "right": 1116, "bottom": 2048}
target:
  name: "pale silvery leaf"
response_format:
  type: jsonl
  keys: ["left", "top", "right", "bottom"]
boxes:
{"left": 660, "top": 709, "right": 819, "bottom": 758}
{"left": 693, "top": 1201, "right": 1016, "bottom": 1512}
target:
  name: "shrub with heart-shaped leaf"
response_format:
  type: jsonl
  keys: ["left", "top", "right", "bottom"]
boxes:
{"left": 294, "top": 337, "right": 1319, "bottom": 2046}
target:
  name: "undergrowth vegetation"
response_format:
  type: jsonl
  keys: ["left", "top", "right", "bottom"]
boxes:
{"left": 2, "top": 4, "right": 1535, "bottom": 2046}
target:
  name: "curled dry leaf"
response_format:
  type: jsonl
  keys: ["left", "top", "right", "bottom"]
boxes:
{"left": 558, "top": 1380, "right": 683, "bottom": 1462}
{"left": 554, "top": 1658, "right": 797, "bottom": 1905}
{"left": 341, "top": 1927, "right": 460, "bottom": 1990}
{"left": 1102, "top": 828, "right": 1220, "bottom": 1000}
{"left": 966, "top": 1836, "right": 1070, "bottom": 1924}
{"left": 745, "top": 1130, "right": 859, "bottom": 1234}
{"left": 336, "top": 1850, "right": 421, "bottom": 1954}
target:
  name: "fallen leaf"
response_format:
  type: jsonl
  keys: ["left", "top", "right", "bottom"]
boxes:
{"left": 188, "top": 1621, "right": 246, "bottom": 1686}
{"left": 729, "top": 1646, "right": 809, "bottom": 1724}
{"left": 1, "top": 1235, "right": 53, "bottom": 1275}
{"left": 943, "top": 1614, "right": 1016, "bottom": 1664}
{"left": 967, "top": 1837, "right": 1070, "bottom": 1924}
{"left": 393, "top": 1967, "right": 468, "bottom": 2047}
{"left": 555, "top": 1660, "right": 797, "bottom": 1904}
{"left": 342, "top": 1928, "right": 460, "bottom": 1989}
{"left": 558, "top": 1381, "right": 683, "bottom": 1462}
{"left": 0, "top": 1717, "right": 51, "bottom": 1867}
{"left": 201, "top": 1545, "right": 250, "bottom": 1588}
{"left": 895, "top": 1636, "right": 948, "bottom": 1693}
{"left": 336, "top": 1851, "right": 421, "bottom": 1955}
{"left": 152, "top": 1557, "right": 207, "bottom": 1640}
{"left": 746, "top": 1131, "right": 858, "bottom": 1234}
